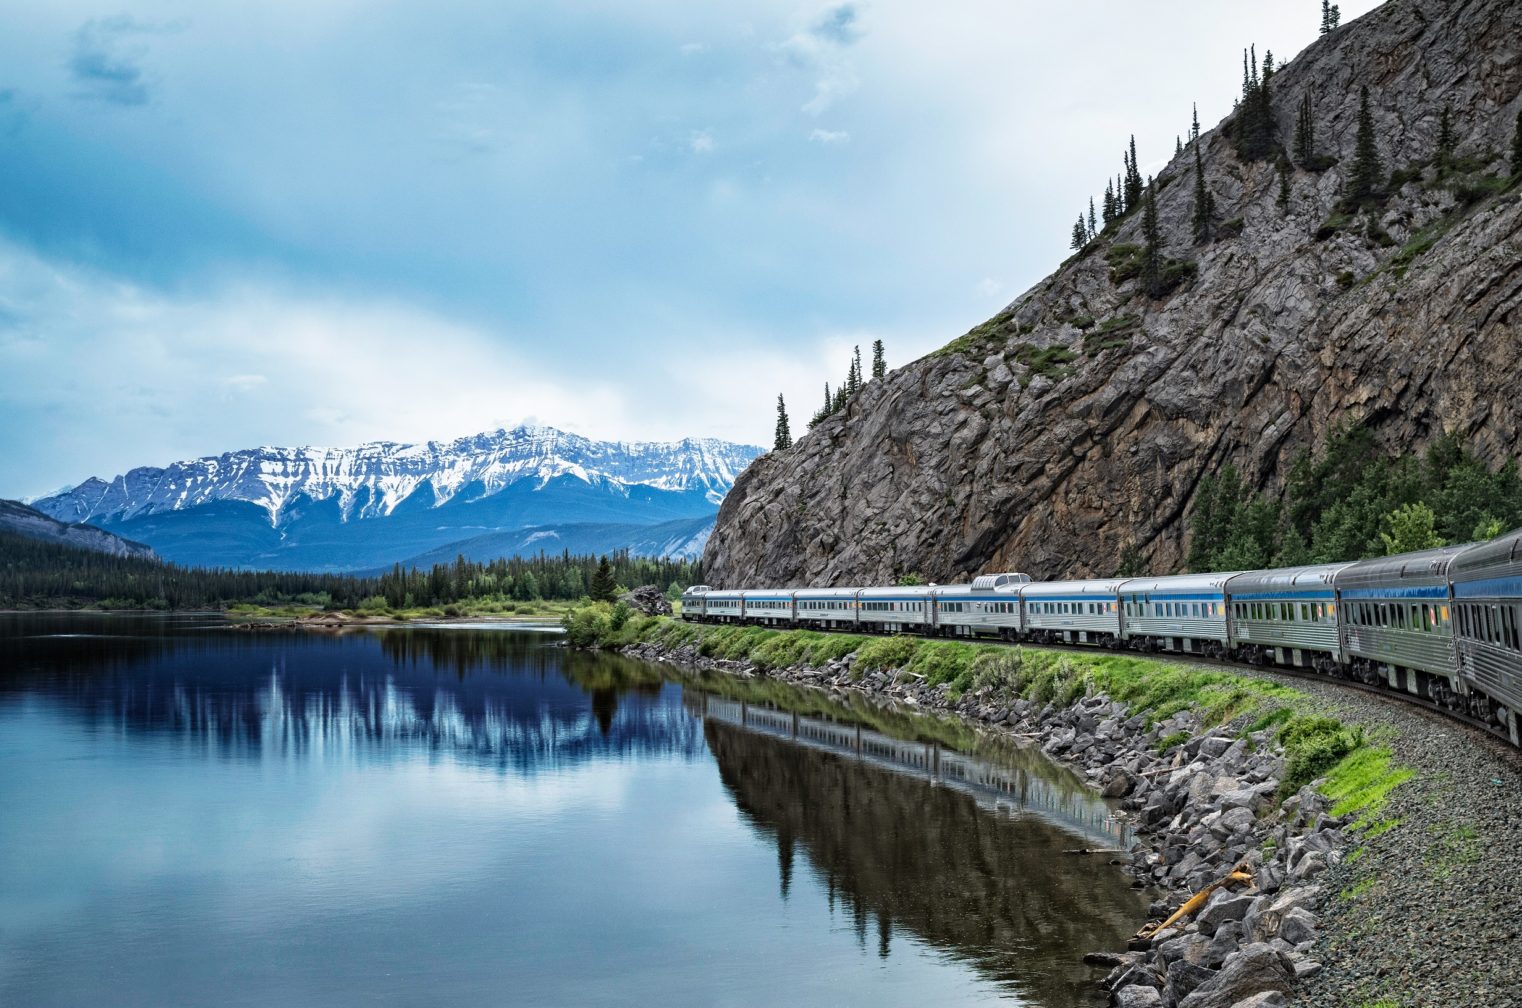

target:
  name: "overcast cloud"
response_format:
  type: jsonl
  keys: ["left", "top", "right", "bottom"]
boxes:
{"left": 0, "top": 0, "right": 1380, "bottom": 497}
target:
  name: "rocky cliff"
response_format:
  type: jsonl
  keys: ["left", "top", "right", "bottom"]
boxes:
{"left": 706, "top": 0, "right": 1522, "bottom": 587}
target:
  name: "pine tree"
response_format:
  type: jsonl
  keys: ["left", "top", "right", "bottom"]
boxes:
{"left": 1191, "top": 103, "right": 1200, "bottom": 143}
{"left": 589, "top": 556, "right": 616, "bottom": 602}
{"left": 1293, "top": 91, "right": 1316, "bottom": 166}
{"left": 1102, "top": 179, "right": 1117, "bottom": 224}
{"left": 1141, "top": 176, "right": 1164, "bottom": 296}
{"left": 1344, "top": 85, "right": 1384, "bottom": 209}
{"left": 1436, "top": 104, "right": 1454, "bottom": 176}
{"left": 1176, "top": 135, "right": 1183, "bottom": 157}
{"left": 1191, "top": 142, "right": 1215, "bottom": 243}
{"left": 1070, "top": 215, "right": 1088, "bottom": 250}
{"left": 1513, "top": 108, "right": 1522, "bottom": 178}
{"left": 1124, "top": 135, "right": 1143, "bottom": 212}
{"left": 1320, "top": 0, "right": 1341, "bottom": 33}
{"left": 1276, "top": 153, "right": 1293, "bottom": 212}
{"left": 773, "top": 394, "right": 792, "bottom": 450}
{"left": 871, "top": 339, "right": 886, "bottom": 380}
{"left": 1087, "top": 198, "right": 1098, "bottom": 241}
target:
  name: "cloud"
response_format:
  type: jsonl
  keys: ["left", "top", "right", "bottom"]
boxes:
{"left": 808, "top": 128, "right": 850, "bottom": 144}
{"left": 679, "top": 42, "right": 707, "bottom": 55}
{"left": 0, "top": 237, "right": 646, "bottom": 495}
{"left": 811, "top": 4, "right": 862, "bottom": 46}
{"left": 778, "top": 5, "right": 864, "bottom": 116}
{"left": 688, "top": 129, "right": 714, "bottom": 153}
{"left": 69, "top": 16, "right": 179, "bottom": 107}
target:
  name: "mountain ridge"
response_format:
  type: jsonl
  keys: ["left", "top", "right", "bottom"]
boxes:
{"left": 32, "top": 424, "right": 760, "bottom": 571}
{"left": 0, "top": 499, "right": 159, "bottom": 561}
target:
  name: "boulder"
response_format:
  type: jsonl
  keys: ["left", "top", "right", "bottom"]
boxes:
{"left": 1177, "top": 943, "right": 1293, "bottom": 1008}
{"left": 1115, "top": 985, "right": 1166, "bottom": 1008}
{"left": 620, "top": 585, "right": 673, "bottom": 616}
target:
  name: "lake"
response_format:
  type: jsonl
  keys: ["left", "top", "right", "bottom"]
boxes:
{"left": 0, "top": 612, "right": 1146, "bottom": 1006}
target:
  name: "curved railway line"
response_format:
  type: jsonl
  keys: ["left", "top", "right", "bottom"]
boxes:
{"left": 682, "top": 529, "right": 1522, "bottom": 751}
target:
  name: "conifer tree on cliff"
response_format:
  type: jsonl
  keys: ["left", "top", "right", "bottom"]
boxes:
{"left": 773, "top": 394, "right": 792, "bottom": 450}
{"left": 1070, "top": 215, "right": 1088, "bottom": 250}
{"left": 1344, "top": 86, "right": 1384, "bottom": 209}
{"left": 1320, "top": 0, "right": 1341, "bottom": 34}
{"left": 1436, "top": 105, "right": 1455, "bottom": 177}
{"left": 1141, "top": 177, "right": 1164, "bottom": 296}
{"left": 871, "top": 339, "right": 886, "bottom": 380}
{"left": 1191, "top": 143, "right": 1215, "bottom": 243}
{"left": 589, "top": 556, "right": 616, "bottom": 602}
{"left": 1102, "top": 179, "right": 1117, "bottom": 225}
{"left": 1086, "top": 198, "right": 1098, "bottom": 241}
{"left": 1293, "top": 92, "right": 1316, "bottom": 166}
{"left": 1123, "top": 135, "right": 1143, "bottom": 212}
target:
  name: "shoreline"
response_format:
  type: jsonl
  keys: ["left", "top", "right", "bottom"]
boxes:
{"left": 615, "top": 634, "right": 1345, "bottom": 1008}
{"left": 587, "top": 616, "right": 1522, "bottom": 1008}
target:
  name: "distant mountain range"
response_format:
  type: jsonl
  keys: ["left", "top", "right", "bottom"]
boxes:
{"left": 0, "top": 499, "right": 158, "bottom": 560}
{"left": 31, "top": 425, "right": 761, "bottom": 571}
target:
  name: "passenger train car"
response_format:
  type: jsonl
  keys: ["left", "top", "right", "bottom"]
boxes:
{"left": 681, "top": 528, "right": 1522, "bottom": 746}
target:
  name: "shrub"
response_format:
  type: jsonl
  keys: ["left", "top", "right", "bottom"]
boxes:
{"left": 854, "top": 635, "right": 919, "bottom": 672}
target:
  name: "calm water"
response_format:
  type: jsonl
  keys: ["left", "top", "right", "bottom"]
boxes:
{"left": 0, "top": 613, "right": 1146, "bottom": 1007}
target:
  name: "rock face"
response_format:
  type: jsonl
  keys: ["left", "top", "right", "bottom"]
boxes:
{"left": 704, "top": 0, "right": 1522, "bottom": 586}
{"left": 0, "top": 499, "right": 158, "bottom": 561}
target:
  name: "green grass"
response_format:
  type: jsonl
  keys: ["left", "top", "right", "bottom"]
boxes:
{"left": 1340, "top": 877, "right": 1378, "bottom": 901}
{"left": 568, "top": 611, "right": 1400, "bottom": 792}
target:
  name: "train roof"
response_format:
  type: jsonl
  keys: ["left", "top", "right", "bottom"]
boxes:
{"left": 1448, "top": 527, "right": 1522, "bottom": 581}
{"left": 681, "top": 585, "right": 713, "bottom": 595}
{"left": 856, "top": 585, "right": 939, "bottom": 598}
{"left": 1225, "top": 563, "right": 1354, "bottom": 595}
{"left": 792, "top": 587, "right": 860, "bottom": 598}
{"left": 1117, "top": 572, "right": 1242, "bottom": 595}
{"left": 970, "top": 572, "right": 1031, "bottom": 592}
{"left": 1334, "top": 543, "right": 1473, "bottom": 591}
{"left": 1020, "top": 578, "right": 1131, "bottom": 597}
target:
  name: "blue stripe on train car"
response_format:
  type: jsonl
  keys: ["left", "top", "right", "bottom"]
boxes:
{"left": 1228, "top": 589, "right": 1336, "bottom": 601}
{"left": 1452, "top": 576, "right": 1522, "bottom": 599}
{"left": 1118, "top": 592, "right": 1224, "bottom": 601}
{"left": 1339, "top": 585, "right": 1450, "bottom": 600}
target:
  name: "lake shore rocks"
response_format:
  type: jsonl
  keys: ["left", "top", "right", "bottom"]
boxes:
{"left": 616, "top": 639, "right": 1355, "bottom": 1008}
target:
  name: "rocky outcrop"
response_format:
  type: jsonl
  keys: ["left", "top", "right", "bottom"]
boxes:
{"left": 705, "top": 0, "right": 1522, "bottom": 585}
{"left": 619, "top": 585, "right": 674, "bottom": 616}
{"left": 0, "top": 499, "right": 158, "bottom": 560}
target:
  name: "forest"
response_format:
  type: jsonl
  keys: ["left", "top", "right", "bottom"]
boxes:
{"left": 0, "top": 533, "right": 700, "bottom": 612}
{"left": 1183, "top": 426, "right": 1522, "bottom": 573}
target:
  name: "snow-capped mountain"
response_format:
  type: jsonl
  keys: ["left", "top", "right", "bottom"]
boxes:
{"left": 31, "top": 425, "right": 760, "bottom": 571}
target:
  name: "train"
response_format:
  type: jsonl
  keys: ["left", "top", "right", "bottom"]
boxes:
{"left": 681, "top": 528, "right": 1522, "bottom": 746}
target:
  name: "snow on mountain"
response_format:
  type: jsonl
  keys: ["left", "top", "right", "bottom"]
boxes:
{"left": 34, "top": 425, "right": 762, "bottom": 528}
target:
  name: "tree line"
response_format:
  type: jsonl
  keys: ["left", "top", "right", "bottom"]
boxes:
{"left": 1185, "top": 427, "right": 1522, "bottom": 572}
{"left": 0, "top": 533, "right": 700, "bottom": 611}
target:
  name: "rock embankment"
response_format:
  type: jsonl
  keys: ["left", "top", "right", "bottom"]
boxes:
{"left": 622, "top": 639, "right": 1359, "bottom": 1008}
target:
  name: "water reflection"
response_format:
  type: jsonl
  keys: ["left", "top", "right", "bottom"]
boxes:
{"left": 0, "top": 613, "right": 1144, "bottom": 1007}
{"left": 697, "top": 710, "right": 1142, "bottom": 1007}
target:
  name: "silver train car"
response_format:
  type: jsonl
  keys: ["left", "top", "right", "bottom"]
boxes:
{"left": 680, "top": 526, "right": 1522, "bottom": 744}
{"left": 1333, "top": 544, "right": 1468, "bottom": 698}
{"left": 1118, "top": 574, "right": 1238, "bottom": 657}
{"left": 1450, "top": 529, "right": 1522, "bottom": 744}
{"left": 1226, "top": 563, "right": 1350, "bottom": 673}
{"left": 1022, "top": 579, "right": 1127, "bottom": 646}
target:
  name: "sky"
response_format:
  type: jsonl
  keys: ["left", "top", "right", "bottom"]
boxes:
{"left": 0, "top": 0, "right": 1382, "bottom": 499}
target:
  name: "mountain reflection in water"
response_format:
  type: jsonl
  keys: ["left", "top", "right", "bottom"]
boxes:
{"left": 0, "top": 613, "right": 1145, "bottom": 1007}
